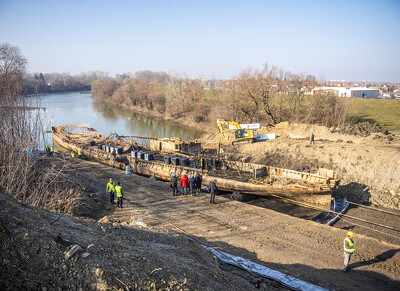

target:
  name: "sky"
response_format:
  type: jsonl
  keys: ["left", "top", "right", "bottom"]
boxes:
{"left": 0, "top": 0, "right": 399, "bottom": 82}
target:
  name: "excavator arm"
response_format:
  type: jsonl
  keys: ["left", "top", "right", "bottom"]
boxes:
{"left": 217, "top": 119, "right": 241, "bottom": 133}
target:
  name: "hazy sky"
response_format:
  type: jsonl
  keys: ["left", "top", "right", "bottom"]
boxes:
{"left": 1, "top": 0, "right": 399, "bottom": 82}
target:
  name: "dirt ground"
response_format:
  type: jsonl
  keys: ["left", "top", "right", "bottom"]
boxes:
{"left": 2, "top": 122, "right": 400, "bottom": 290}
{"left": 62, "top": 156, "right": 400, "bottom": 291}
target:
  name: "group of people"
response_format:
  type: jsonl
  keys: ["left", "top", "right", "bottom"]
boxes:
{"left": 45, "top": 144, "right": 54, "bottom": 156}
{"left": 71, "top": 149, "right": 82, "bottom": 159}
{"left": 170, "top": 172, "right": 202, "bottom": 196}
{"left": 106, "top": 178, "right": 124, "bottom": 208}
{"left": 170, "top": 172, "right": 218, "bottom": 204}
{"left": 45, "top": 144, "right": 83, "bottom": 159}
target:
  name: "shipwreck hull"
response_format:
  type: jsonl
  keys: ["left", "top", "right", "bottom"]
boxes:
{"left": 52, "top": 124, "right": 336, "bottom": 210}
{"left": 128, "top": 157, "right": 332, "bottom": 209}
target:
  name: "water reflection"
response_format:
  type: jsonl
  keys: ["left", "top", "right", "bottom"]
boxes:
{"left": 34, "top": 92, "right": 201, "bottom": 142}
{"left": 92, "top": 101, "right": 199, "bottom": 139}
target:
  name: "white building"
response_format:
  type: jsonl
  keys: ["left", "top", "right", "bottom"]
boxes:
{"left": 311, "top": 87, "right": 379, "bottom": 99}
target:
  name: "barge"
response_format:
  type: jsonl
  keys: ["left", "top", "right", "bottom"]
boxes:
{"left": 52, "top": 124, "right": 340, "bottom": 210}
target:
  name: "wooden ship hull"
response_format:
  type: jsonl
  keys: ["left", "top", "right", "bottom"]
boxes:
{"left": 52, "top": 124, "right": 340, "bottom": 210}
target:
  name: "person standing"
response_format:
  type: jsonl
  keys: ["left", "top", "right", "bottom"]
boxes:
{"left": 106, "top": 178, "right": 115, "bottom": 205}
{"left": 189, "top": 173, "right": 196, "bottom": 196}
{"left": 49, "top": 145, "right": 54, "bottom": 157}
{"left": 170, "top": 173, "right": 178, "bottom": 196}
{"left": 195, "top": 171, "right": 202, "bottom": 194}
{"left": 343, "top": 231, "right": 356, "bottom": 272}
{"left": 45, "top": 144, "right": 50, "bottom": 155}
{"left": 115, "top": 182, "right": 124, "bottom": 208}
{"left": 180, "top": 173, "right": 189, "bottom": 195}
{"left": 209, "top": 179, "right": 218, "bottom": 204}
{"left": 220, "top": 147, "right": 225, "bottom": 158}
{"left": 78, "top": 149, "right": 82, "bottom": 159}
{"left": 310, "top": 133, "right": 315, "bottom": 144}
{"left": 71, "top": 151, "right": 75, "bottom": 158}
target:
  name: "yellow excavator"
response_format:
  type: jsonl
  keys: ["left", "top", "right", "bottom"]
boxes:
{"left": 217, "top": 119, "right": 259, "bottom": 145}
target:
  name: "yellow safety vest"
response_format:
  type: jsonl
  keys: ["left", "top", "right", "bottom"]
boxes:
{"left": 107, "top": 182, "right": 115, "bottom": 192}
{"left": 71, "top": 152, "right": 75, "bottom": 158}
{"left": 344, "top": 237, "right": 355, "bottom": 253}
{"left": 115, "top": 185, "right": 122, "bottom": 197}
{"left": 50, "top": 146, "right": 54, "bottom": 152}
{"left": 78, "top": 150, "right": 82, "bottom": 155}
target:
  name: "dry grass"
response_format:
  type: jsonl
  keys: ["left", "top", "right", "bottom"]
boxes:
{"left": 348, "top": 98, "right": 400, "bottom": 134}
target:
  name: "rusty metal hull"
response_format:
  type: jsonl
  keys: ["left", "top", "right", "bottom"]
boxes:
{"left": 52, "top": 124, "right": 334, "bottom": 209}
{"left": 128, "top": 157, "right": 332, "bottom": 209}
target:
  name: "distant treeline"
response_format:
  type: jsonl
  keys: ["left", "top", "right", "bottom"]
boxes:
{"left": 22, "top": 71, "right": 110, "bottom": 95}
{"left": 91, "top": 67, "right": 348, "bottom": 129}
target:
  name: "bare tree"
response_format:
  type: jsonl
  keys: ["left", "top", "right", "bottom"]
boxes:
{"left": 0, "top": 43, "right": 27, "bottom": 99}
{"left": 0, "top": 43, "right": 79, "bottom": 212}
{"left": 304, "top": 93, "right": 348, "bottom": 127}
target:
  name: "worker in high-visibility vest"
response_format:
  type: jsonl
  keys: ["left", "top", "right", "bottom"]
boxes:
{"left": 106, "top": 178, "right": 115, "bottom": 205}
{"left": 71, "top": 151, "right": 75, "bottom": 158}
{"left": 49, "top": 146, "right": 54, "bottom": 157}
{"left": 78, "top": 149, "right": 82, "bottom": 159}
{"left": 115, "top": 182, "right": 124, "bottom": 208}
{"left": 343, "top": 231, "right": 356, "bottom": 272}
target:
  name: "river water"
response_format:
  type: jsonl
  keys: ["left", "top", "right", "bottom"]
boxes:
{"left": 32, "top": 92, "right": 202, "bottom": 145}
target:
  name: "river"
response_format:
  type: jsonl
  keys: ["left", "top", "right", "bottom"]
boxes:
{"left": 32, "top": 92, "right": 202, "bottom": 146}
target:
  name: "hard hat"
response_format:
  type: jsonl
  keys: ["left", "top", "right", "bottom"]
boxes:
{"left": 347, "top": 231, "right": 354, "bottom": 237}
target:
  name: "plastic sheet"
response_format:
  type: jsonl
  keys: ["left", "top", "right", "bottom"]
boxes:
{"left": 205, "top": 247, "right": 328, "bottom": 291}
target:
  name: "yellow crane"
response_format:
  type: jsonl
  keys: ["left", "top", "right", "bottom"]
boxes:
{"left": 217, "top": 119, "right": 259, "bottom": 145}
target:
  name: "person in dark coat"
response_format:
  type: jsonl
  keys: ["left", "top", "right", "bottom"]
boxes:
{"left": 195, "top": 172, "right": 202, "bottom": 194}
{"left": 170, "top": 173, "right": 178, "bottom": 196}
{"left": 209, "top": 179, "right": 218, "bottom": 204}
{"left": 310, "top": 133, "right": 315, "bottom": 144}
{"left": 189, "top": 173, "right": 196, "bottom": 196}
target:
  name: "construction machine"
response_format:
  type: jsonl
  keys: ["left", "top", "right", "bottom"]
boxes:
{"left": 217, "top": 119, "right": 259, "bottom": 145}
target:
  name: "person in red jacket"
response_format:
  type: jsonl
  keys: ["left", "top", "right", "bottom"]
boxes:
{"left": 180, "top": 173, "right": 189, "bottom": 195}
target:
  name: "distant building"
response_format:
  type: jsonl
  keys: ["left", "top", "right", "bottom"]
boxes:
{"left": 311, "top": 87, "right": 379, "bottom": 99}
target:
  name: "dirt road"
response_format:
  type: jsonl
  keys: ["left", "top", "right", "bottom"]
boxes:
{"left": 70, "top": 159, "right": 400, "bottom": 291}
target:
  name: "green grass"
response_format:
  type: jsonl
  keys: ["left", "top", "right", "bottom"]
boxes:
{"left": 347, "top": 98, "right": 400, "bottom": 134}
